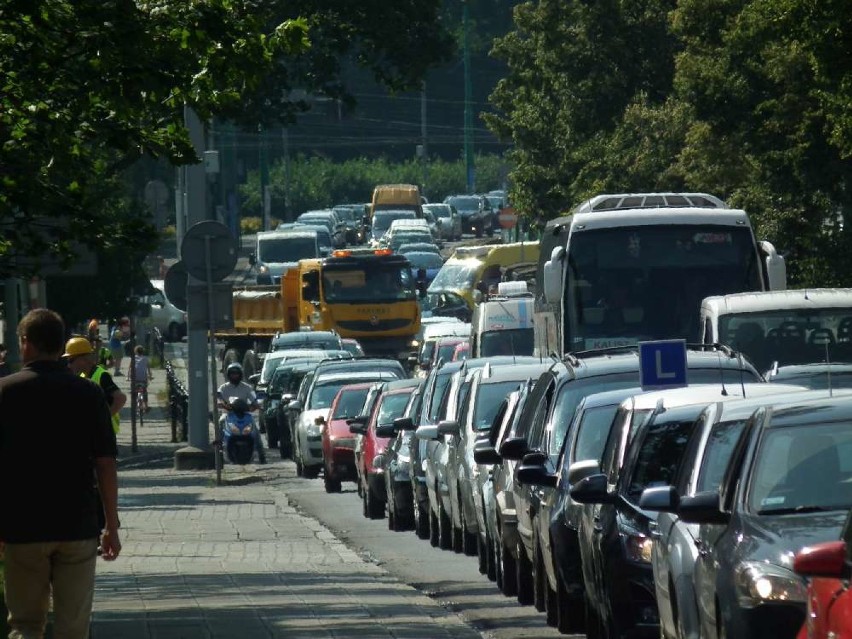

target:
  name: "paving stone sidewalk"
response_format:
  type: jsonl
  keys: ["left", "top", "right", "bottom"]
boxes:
{"left": 96, "top": 357, "right": 481, "bottom": 639}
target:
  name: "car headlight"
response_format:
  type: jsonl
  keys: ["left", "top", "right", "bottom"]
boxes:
{"left": 623, "top": 533, "right": 654, "bottom": 564}
{"left": 258, "top": 264, "right": 269, "bottom": 274}
{"left": 735, "top": 561, "right": 807, "bottom": 608}
{"left": 306, "top": 423, "right": 321, "bottom": 437}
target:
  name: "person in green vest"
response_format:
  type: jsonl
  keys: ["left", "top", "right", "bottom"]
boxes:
{"left": 64, "top": 337, "right": 126, "bottom": 434}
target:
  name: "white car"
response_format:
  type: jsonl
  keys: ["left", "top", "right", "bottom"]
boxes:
{"left": 140, "top": 280, "right": 186, "bottom": 342}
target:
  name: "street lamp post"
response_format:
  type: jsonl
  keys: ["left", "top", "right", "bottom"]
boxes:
{"left": 462, "top": 0, "right": 475, "bottom": 194}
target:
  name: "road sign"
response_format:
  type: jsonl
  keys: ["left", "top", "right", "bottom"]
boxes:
{"left": 163, "top": 261, "right": 188, "bottom": 311}
{"left": 187, "top": 283, "right": 234, "bottom": 330}
{"left": 499, "top": 207, "right": 518, "bottom": 229}
{"left": 639, "top": 340, "right": 688, "bottom": 390}
{"left": 180, "top": 220, "right": 238, "bottom": 282}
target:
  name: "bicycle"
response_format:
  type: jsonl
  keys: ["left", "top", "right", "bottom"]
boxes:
{"left": 134, "top": 383, "right": 148, "bottom": 428}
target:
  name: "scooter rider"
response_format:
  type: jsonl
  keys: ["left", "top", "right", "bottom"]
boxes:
{"left": 217, "top": 363, "right": 265, "bottom": 463}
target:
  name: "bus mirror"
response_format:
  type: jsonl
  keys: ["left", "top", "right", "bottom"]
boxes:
{"left": 543, "top": 246, "right": 565, "bottom": 304}
{"left": 760, "top": 241, "right": 787, "bottom": 291}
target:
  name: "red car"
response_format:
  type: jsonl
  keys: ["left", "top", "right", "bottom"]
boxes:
{"left": 794, "top": 516, "right": 852, "bottom": 639}
{"left": 452, "top": 341, "right": 470, "bottom": 361}
{"left": 432, "top": 337, "right": 467, "bottom": 367}
{"left": 353, "top": 379, "right": 419, "bottom": 519}
{"left": 320, "top": 383, "right": 373, "bottom": 493}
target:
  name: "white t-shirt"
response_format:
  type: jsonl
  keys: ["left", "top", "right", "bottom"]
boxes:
{"left": 217, "top": 381, "right": 257, "bottom": 406}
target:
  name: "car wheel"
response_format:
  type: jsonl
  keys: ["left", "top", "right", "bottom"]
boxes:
{"left": 323, "top": 471, "right": 342, "bottom": 494}
{"left": 303, "top": 465, "right": 320, "bottom": 479}
{"left": 485, "top": 532, "right": 496, "bottom": 581}
{"left": 367, "top": 484, "right": 384, "bottom": 519}
{"left": 387, "top": 500, "right": 396, "bottom": 530}
{"left": 533, "top": 544, "right": 546, "bottom": 613}
{"left": 429, "top": 507, "right": 440, "bottom": 547}
{"left": 278, "top": 431, "right": 291, "bottom": 459}
{"left": 394, "top": 484, "right": 413, "bottom": 530}
{"left": 361, "top": 485, "right": 369, "bottom": 518}
{"left": 544, "top": 565, "right": 558, "bottom": 627}
{"left": 499, "top": 535, "right": 517, "bottom": 597}
{"left": 475, "top": 226, "right": 483, "bottom": 238}
{"left": 438, "top": 496, "right": 453, "bottom": 550}
{"left": 295, "top": 454, "right": 304, "bottom": 478}
{"left": 414, "top": 494, "right": 430, "bottom": 540}
{"left": 516, "top": 541, "right": 534, "bottom": 605}
{"left": 557, "top": 574, "right": 585, "bottom": 634}
{"left": 477, "top": 533, "right": 488, "bottom": 575}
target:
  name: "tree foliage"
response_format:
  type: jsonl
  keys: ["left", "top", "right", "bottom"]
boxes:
{"left": 0, "top": 0, "right": 451, "bottom": 278}
{"left": 488, "top": 0, "right": 852, "bottom": 285}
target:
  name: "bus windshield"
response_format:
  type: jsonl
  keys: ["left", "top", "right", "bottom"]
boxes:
{"left": 566, "top": 225, "right": 761, "bottom": 350}
{"left": 323, "top": 263, "right": 415, "bottom": 303}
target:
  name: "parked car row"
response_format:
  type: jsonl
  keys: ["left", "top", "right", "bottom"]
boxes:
{"left": 264, "top": 331, "right": 852, "bottom": 639}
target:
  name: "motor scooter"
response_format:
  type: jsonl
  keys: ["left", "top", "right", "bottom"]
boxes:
{"left": 221, "top": 398, "right": 265, "bottom": 464}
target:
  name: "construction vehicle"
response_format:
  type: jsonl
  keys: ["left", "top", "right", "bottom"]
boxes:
{"left": 218, "top": 248, "right": 422, "bottom": 376}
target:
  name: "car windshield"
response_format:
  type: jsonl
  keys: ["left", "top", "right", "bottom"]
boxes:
{"left": 373, "top": 211, "right": 416, "bottom": 232}
{"left": 332, "top": 388, "right": 370, "bottom": 419}
{"left": 749, "top": 422, "right": 852, "bottom": 514}
{"left": 390, "top": 233, "right": 432, "bottom": 249}
{"left": 378, "top": 393, "right": 412, "bottom": 426}
{"left": 570, "top": 405, "right": 621, "bottom": 466}
{"left": 298, "top": 215, "right": 332, "bottom": 231}
{"left": 258, "top": 236, "right": 317, "bottom": 262}
{"left": 428, "top": 205, "right": 452, "bottom": 219}
{"left": 480, "top": 329, "right": 534, "bottom": 357}
{"left": 400, "top": 244, "right": 441, "bottom": 255}
{"left": 626, "top": 418, "right": 695, "bottom": 500}
{"left": 719, "top": 308, "right": 852, "bottom": 373}
{"left": 770, "top": 370, "right": 852, "bottom": 390}
{"left": 269, "top": 368, "right": 293, "bottom": 394}
{"left": 472, "top": 381, "right": 523, "bottom": 431}
{"left": 436, "top": 343, "right": 460, "bottom": 363}
{"left": 323, "top": 263, "right": 415, "bottom": 303}
{"left": 405, "top": 253, "right": 444, "bottom": 270}
{"left": 297, "top": 225, "right": 332, "bottom": 247}
{"left": 566, "top": 225, "right": 762, "bottom": 349}
{"left": 446, "top": 196, "right": 480, "bottom": 212}
{"left": 429, "top": 260, "right": 480, "bottom": 292}
{"left": 309, "top": 376, "right": 387, "bottom": 410}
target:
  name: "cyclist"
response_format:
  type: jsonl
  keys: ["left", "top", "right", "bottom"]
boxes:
{"left": 217, "top": 363, "right": 265, "bottom": 463}
{"left": 64, "top": 337, "right": 126, "bottom": 434}
{"left": 128, "top": 345, "right": 154, "bottom": 413}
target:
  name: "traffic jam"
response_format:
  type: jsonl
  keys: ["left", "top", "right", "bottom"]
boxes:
{"left": 238, "top": 189, "right": 852, "bottom": 639}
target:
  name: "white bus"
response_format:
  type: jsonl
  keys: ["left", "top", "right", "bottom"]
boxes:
{"left": 538, "top": 193, "right": 787, "bottom": 356}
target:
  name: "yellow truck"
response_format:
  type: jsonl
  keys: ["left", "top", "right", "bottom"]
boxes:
{"left": 217, "top": 248, "right": 422, "bottom": 375}
{"left": 369, "top": 183, "right": 423, "bottom": 222}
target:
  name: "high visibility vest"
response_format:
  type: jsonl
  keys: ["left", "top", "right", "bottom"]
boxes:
{"left": 86, "top": 366, "right": 121, "bottom": 434}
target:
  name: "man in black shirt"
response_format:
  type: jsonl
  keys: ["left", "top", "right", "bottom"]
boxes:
{"left": 0, "top": 309, "right": 121, "bottom": 639}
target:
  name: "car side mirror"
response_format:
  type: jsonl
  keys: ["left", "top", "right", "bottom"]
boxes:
{"left": 249, "top": 252, "right": 257, "bottom": 266}
{"left": 569, "top": 474, "right": 614, "bottom": 504}
{"left": 437, "top": 420, "right": 460, "bottom": 436}
{"left": 639, "top": 486, "right": 680, "bottom": 513}
{"left": 499, "top": 436, "right": 529, "bottom": 461}
{"left": 677, "top": 491, "right": 729, "bottom": 525}
{"left": 416, "top": 425, "right": 439, "bottom": 441}
{"left": 522, "top": 451, "right": 548, "bottom": 466}
{"left": 567, "top": 460, "right": 602, "bottom": 486}
{"left": 288, "top": 400, "right": 303, "bottom": 412}
{"left": 473, "top": 439, "right": 501, "bottom": 465}
{"left": 516, "top": 458, "right": 557, "bottom": 487}
{"left": 349, "top": 421, "right": 367, "bottom": 435}
{"left": 375, "top": 423, "right": 397, "bottom": 438}
{"left": 248, "top": 373, "right": 261, "bottom": 386}
{"left": 393, "top": 416, "right": 416, "bottom": 431}
{"left": 281, "top": 393, "right": 294, "bottom": 405}
{"left": 794, "top": 541, "right": 850, "bottom": 579}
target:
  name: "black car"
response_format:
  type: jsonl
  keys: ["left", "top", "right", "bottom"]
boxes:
{"left": 648, "top": 394, "right": 852, "bottom": 639}
{"left": 443, "top": 194, "right": 493, "bottom": 238}
{"left": 271, "top": 362, "right": 315, "bottom": 459}
{"left": 297, "top": 210, "right": 347, "bottom": 248}
{"left": 270, "top": 330, "right": 343, "bottom": 352}
{"left": 333, "top": 204, "right": 367, "bottom": 245}
{"left": 504, "top": 347, "right": 763, "bottom": 615}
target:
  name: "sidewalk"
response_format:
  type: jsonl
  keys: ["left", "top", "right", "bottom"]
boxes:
{"left": 94, "top": 357, "right": 481, "bottom": 639}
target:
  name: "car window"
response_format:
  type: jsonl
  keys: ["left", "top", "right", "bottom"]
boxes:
{"left": 602, "top": 407, "right": 631, "bottom": 483}
{"left": 694, "top": 419, "right": 748, "bottom": 494}
{"left": 472, "top": 381, "right": 523, "bottom": 431}
{"left": 332, "top": 388, "right": 370, "bottom": 420}
{"left": 429, "top": 373, "right": 454, "bottom": 423}
{"left": 456, "top": 381, "right": 473, "bottom": 423}
{"left": 624, "top": 418, "right": 695, "bottom": 503}
{"left": 515, "top": 373, "right": 554, "bottom": 441}
{"left": 571, "top": 405, "right": 620, "bottom": 466}
{"left": 378, "top": 393, "right": 412, "bottom": 426}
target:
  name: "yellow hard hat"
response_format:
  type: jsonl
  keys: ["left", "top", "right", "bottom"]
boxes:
{"left": 63, "top": 336, "right": 94, "bottom": 358}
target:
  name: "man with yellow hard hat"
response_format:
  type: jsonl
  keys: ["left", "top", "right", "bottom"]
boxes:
{"left": 64, "top": 337, "right": 126, "bottom": 434}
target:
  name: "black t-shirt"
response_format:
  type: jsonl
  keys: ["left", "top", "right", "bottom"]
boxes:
{"left": 90, "top": 366, "right": 119, "bottom": 408}
{"left": 0, "top": 360, "right": 117, "bottom": 542}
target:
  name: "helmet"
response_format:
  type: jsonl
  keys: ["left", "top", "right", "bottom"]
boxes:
{"left": 63, "top": 336, "right": 94, "bottom": 358}
{"left": 230, "top": 398, "right": 249, "bottom": 417}
{"left": 226, "top": 363, "right": 243, "bottom": 380}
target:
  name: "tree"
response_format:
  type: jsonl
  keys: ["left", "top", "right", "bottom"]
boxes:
{"left": 0, "top": 0, "right": 451, "bottom": 278}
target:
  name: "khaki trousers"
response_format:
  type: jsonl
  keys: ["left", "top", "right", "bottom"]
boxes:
{"left": 4, "top": 539, "right": 98, "bottom": 639}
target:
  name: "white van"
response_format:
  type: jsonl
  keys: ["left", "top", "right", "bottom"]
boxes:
{"left": 251, "top": 229, "right": 320, "bottom": 285}
{"left": 700, "top": 288, "right": 852, "bottom": 374}
{"left": 470, "top": 281, "right": 534, "bottom": 358}
{"left": 140, "top": 280, "right": 186, "bottom": 342}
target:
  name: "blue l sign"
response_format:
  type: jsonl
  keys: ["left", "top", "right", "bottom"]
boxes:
{"left": 639, "top": 340, "right": 688, "bottom": 390}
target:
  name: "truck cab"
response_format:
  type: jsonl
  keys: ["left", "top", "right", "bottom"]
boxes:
{"left": 470, "top": 281, "right": 535, "bottom": 358}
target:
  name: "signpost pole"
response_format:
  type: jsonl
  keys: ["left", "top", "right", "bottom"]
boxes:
{"left": 205, "top": 236, "right": 223, "bottom": 485}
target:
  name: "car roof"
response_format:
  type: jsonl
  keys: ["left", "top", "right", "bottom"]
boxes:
{"left": 706, "top": 387, "right": 848, "bottom": 424}
{"left": 435, "top": 336, "right": 467, "bottom": 345}
{"left": 337, "top": 382, "right": 376, "bottom": 392}
{"left": 423, "top": 323, "right": 471, "bottom": 339}
{"left": 762, "top": 394, "right": 852, "bottom": 429}
{"left": 316, "top": 371, "right": 401, "bottom": 384}
{"left": 478, "top": 362, "right": 552, "bottom": 384}
{"left": 621, "top": 383, "right": 807, "bottom": 412}
{"left": 314, "top": 358, "right": 404, "bottom": 375}
{"left": 381, "top": 379, "right": 422, "bottom": 393}
{"left": 575, "top": 386, "right": 646, "bottom": 410}
{"left": 702, "top": 288, "right": 852, "bottom": 315}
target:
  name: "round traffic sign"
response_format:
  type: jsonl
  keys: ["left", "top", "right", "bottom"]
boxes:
{"left": 499, "top": 207, "right": 518, "bottom": 229}
{"left": 163, "top": 261, "right": 188, "bottom": 311}
{"left": 180, "top": 221, "right": 238, "bottom": 282}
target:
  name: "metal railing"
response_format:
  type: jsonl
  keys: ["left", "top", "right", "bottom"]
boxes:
{"left": 165, "top": 360, "right": 188, "bottom": 443}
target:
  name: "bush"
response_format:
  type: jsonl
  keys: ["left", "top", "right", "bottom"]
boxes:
{"left": 161, "top": 224, "right": 176, "bottom": 240}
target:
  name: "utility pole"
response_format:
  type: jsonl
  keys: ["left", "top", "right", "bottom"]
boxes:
{"left": 282, "top": 128, "right": 291, "bottom": 221}
{"left": 462, "top": 0, "right": 475, "bottom": 194}
{"left": 421, "top": 82, "right": 428, "bottom": 198}
{"left": 259, "top": 125, "right": 270, "bottom": 231}
{"left": 174, "top": 106, "right": 214, "bottom": 471}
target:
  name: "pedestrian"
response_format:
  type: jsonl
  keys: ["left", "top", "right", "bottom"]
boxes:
{"left": 0, "top": 343, "right": 10, "bottom": 377}
{"left": 86, "top": 318, "right": 99, "bottom": 342}
{"left": 93, "top": 336, "right": 114, "bottom": 371}
{"left": 108, "top": 318, "right": 127, "bottom": 376}
{"left": 0, "top": 308, "right": 121, "bottom": 639}
{"left": 65, "top": 336, "right": 126, "bottom": 434}
{"left": 128, "top": 344, "right": 153, "bottom": 412}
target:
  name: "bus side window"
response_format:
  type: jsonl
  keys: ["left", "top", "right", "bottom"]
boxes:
{"left": 703, "top": 317, "right": 713, "bottom": 344}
